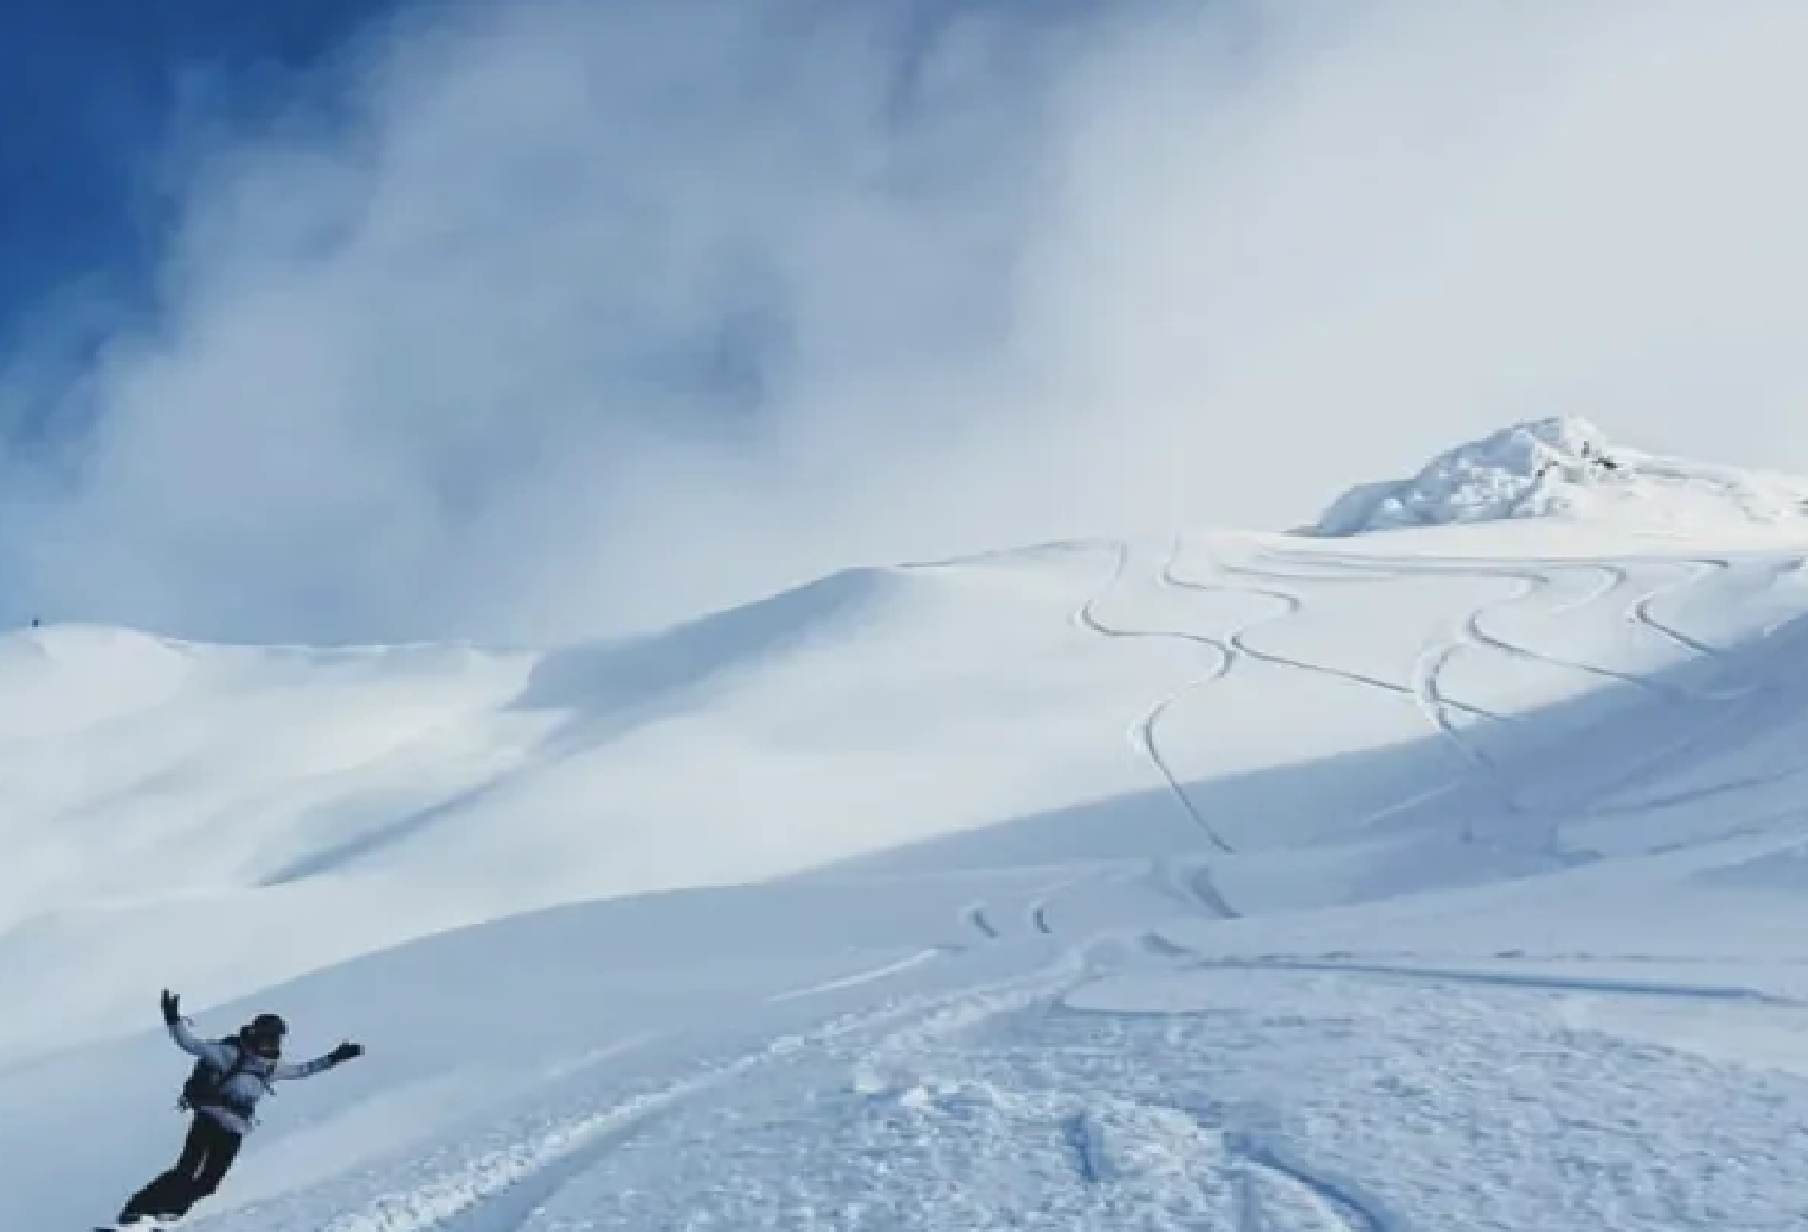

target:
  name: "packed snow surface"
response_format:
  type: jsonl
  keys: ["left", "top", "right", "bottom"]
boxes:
{"left": 12, "top": 430, "right": 1808, "bottom": 1230}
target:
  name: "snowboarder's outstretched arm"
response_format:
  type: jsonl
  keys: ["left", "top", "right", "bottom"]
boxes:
{"left": 160, "top": 989, "right": 366, "bottom": 1079}
{"left": 273, "top": 1040, "right": 364, "bottom": 1081}
{"left": 161, "top": 989, "right": 234, "bottom": 1069}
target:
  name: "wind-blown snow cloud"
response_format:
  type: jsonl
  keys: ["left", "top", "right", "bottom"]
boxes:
{"left": 5, "top": 0, "right": 1808, "bottom": 643}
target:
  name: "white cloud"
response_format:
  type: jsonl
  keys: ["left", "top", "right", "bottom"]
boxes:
{"left": 6, "top": 0, "right": 1808, "bottom": 643}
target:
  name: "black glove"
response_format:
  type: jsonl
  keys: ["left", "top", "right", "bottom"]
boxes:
{"left": 161, "top": 989, "right": 181, "bottom": 1026}
{"left": 328, "top": 1041, "right": 364, "bottom": 1064}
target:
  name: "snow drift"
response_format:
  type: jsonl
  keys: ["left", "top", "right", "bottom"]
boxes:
{"left": 1314, "top": 415, "right": 1808, "bottom": 536}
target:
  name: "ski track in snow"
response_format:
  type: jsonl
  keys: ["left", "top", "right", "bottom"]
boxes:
{"left": 1442, "top": 560, "right": 1714, "bottom": 702}
{"left": 1166, "top": 545, "right": 1506, "bottom": 723}
{"left": 267, "top": 960, "right": 1092, "bottom": 1232}
{"left": 1411, "top": 550, "right": 1808, "bottom": 827}
{"left": 1075, "top": 540, "right": 1241, "bottom": 917}
{"left": 1227, "top": 546, "right": 1694, "bottom": 690}
{"left": 1212, "top": 543, "right": 1808, "bottom": 830}
{"left": 960, "top": 871, "right": 1110, "bottom": 947}
{"left": 1043, "top": 960, "right": 1808, "bottom": 1231}
{"left": 1023, "top": 870, "right": 1114, "bottom": 939}
{"left": 1155, "top": 535, "right": 1552, "bottom": 852}
{"left": 965, "top": 903, "right": 1002, "bottom": 941}
{"left": 32, "top": 475, "right": 1808, "bottom": 1232}
{"left": 256, "top": 539, "right": 1808, "bottom": 1232}
{"left": 1075, "top": 539, "right": 1237, "bottom": 855}
{"left": 1063, "top": 1111, "right": 1108, "bottom": 1188}
{"left": 766, "top": 949, "right": 951, "bottom": 1004}
{"left": 1169, "top": 538, "right": 1520, "bottom": 833}
{"left": 1276, "top": 547, "right": 1761, "bottom": 698}
{"left": 1154, "top": 954, "right": 1800, "bottom": 1006}
{"left": 1414, "top": 638, "right": 1514, "bottom": 824}
{"left": 1052, "top": 534, "right": 1808, "bottom": 910}
{"left": 1479, "top": 557, "right": 1800, "bottom": 823}
{"left": 442, "top": 951, "right": 1808, "bottom": 1231}
{"left": 1085, "top": 533, "right": 1626, "bottom": 865}
{"left": 1234, "top": 1137, "right": 1389, "bottom": 1232}
{"left": 1074, "top": 534, "right": 1507, "bottom": 903}
{"left": 1423, "top": 560, "right": 1615, "bottom": 826}
{"left": 1628, "top": 557, "right": 1743, "bottom": 667}
{"left": 1581, "top": 570, "right": 1808, "bottom": 818}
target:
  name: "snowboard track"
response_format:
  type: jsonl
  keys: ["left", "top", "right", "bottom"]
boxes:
{"left": 1063, "top": 1111, "right": 1108, "bottom": 1187}
{"left": 1068, "top": 953, "right": 1797, "bottom": 1008}
{"left": 1075, "top": 540, "right": 1241, "bottom": 916}
{"left": 1205, "top": 540, "right": 1808, "bottom": 849}
{"left": 1232, "top": 1134, "right": 1392, "bottom": 1232}
{"left": 967, "top": 904, "right": 1002, "bottom": 941}
{"left": 1277, "top": 546, "right": 1770, "bottom": 699}
{"left": 1167, "top": 536, "right": 1522, "bottom": 838}
{"left": 300, "top": 961, "right": 1087, "bottom": 1232}
{"left": 1164, "top": 546, "right": 1505, "bottom": 723}
{"left": 247, "top": 537, "right": 1808, "bottom": 1232}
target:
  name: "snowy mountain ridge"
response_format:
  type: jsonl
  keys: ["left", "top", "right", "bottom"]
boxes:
{"left": 10, "top": 423, "right": 1808, "bottom": 1230}
{"left": 1315, "top": 415, "right": 1808, "bottom": 537}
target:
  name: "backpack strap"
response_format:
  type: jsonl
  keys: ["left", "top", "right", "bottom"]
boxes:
{"left": 179, "top": 1037, "right": 260, "bottom": 1114}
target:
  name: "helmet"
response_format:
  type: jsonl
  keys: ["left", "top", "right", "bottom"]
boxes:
{"left": 241, "top": 1012, "right": 288, "bottom": 1058}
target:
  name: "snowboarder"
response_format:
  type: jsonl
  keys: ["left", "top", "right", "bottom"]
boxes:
{"left": 112, "top": 989, "right": 364, "bottom": 1226}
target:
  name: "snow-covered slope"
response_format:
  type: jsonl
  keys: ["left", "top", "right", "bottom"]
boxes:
{"left": 13, "top": 428, "right": 1808, "bottom": 1230}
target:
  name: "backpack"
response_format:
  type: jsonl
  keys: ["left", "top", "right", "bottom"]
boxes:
{"left": 177, "top": 1037, "right": 264, "bottom": 1117}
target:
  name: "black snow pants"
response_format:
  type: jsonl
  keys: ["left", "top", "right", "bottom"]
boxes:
{"left": 118, "top": 1113, "right": 244, "bottom": 1221}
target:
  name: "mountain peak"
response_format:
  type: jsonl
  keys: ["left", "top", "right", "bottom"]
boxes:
{"left": 1312, "top": 415, "right": 1808, "bottom": 537}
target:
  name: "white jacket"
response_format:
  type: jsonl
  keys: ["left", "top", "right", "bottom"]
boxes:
{"left": 169, "top": 1017, "right": 341, "bottom": 1135}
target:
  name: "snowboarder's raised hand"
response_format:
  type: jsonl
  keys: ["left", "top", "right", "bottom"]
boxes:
{"left": 161, "top": 989, "right": 181, "bottom": 1025}
{"left": 328, "top": 1041, "right": 364, "bottom": 1064}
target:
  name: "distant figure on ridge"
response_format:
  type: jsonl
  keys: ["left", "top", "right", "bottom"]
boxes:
{"left": 110, "top": 990, "right": 364, "bottom": 1226}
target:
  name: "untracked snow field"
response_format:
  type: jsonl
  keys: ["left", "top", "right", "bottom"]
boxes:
{"left": 9, "top": 426, "right": 1808, "bottom": 1230}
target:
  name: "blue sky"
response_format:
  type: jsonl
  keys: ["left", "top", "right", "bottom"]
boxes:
{"left": 0, "top": 0, "right": 392, "bottom": 351}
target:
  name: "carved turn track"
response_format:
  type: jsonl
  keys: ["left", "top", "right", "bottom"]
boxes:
{"left": 1075, "top": 541, "right": 1241, "bottom": 921}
